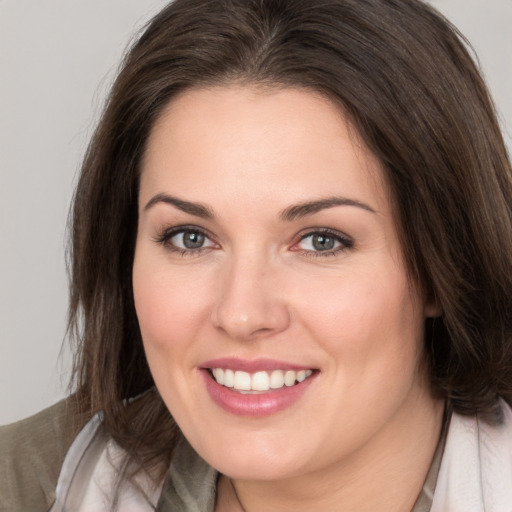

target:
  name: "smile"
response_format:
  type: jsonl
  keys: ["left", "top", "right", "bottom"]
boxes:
{"left": 200, "top": 359, "right": 319, "bottom": 417}
{"left": 210, "top": 368, "right": 314, "bottom": 393}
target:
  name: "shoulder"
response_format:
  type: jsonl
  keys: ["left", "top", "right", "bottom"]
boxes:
{"left": 431, "top": 399, "right": 512, "bottom": 511}
{"left": 0, "top": 398, "right": 79, "bottom": 512}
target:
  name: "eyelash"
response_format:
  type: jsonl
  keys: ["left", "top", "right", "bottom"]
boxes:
{"left": 153, "top": 225, "right": 216, "bottom": 257}
{"left": 293, "top": 228, "right": 354, "bottom": 258}
{"left": 153, "top": 226, "right": 354, "bottom": 258}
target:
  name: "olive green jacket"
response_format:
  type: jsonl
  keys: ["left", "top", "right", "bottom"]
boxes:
{"left": 0, "top": 400, "right": 77, "bottom": 511}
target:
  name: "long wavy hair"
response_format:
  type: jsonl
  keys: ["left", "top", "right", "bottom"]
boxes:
{"left": 68, "top": 0, "right": 512, "bottom": 483}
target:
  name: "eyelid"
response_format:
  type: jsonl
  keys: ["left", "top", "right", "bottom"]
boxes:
{"left": 154, "top": 224, "right": 208, "bottom": 242}
{"left": 153, "top": 224, "right": 219, "bottom": 252}
{"left": 153, "top": 225, "right": 352, "bottom": 257}
{"left": 291, "top": 228, "right": 354, "bottom": 255}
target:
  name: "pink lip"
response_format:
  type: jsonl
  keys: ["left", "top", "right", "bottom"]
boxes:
{"left": 200, "top": 357, "right": 313, "bottom": 373}
{"left": 199, "top": 365, "right": 318, "bottom": 418}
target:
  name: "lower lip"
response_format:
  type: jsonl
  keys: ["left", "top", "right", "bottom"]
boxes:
{"left": 200, "top": 369, "right": 318, "bottom": 417}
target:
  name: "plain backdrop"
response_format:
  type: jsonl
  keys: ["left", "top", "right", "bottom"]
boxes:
{"left": 1, "top": 0, "right": 511, "bottom": 425}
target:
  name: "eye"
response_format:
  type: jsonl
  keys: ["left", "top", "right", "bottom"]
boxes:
{"left": 292, "top": 229, "right": 353, "bottom": 256}
{"left": 155, "top": 226, "right": 217, "bottom": 254}
{"left": 171, "top": 230, "right": 209, "bottom": 249}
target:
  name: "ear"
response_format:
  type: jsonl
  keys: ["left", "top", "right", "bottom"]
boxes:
{"left": 424, "top": 296, "right": 441, "bottom": 318}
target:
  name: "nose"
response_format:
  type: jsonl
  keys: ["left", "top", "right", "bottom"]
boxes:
{"left": 211, "top": 254, "right": 290, "bottom": 341}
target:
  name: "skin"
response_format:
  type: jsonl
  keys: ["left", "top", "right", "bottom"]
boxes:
{"left": 133, "top": 85, "right": 444, "bottom": 511}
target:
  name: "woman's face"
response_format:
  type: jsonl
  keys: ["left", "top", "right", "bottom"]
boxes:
{"left": 133, "top": 86, "right": 438, "bottom": 481}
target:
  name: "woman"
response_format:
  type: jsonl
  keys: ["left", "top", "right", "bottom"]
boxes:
{"left": 1, "top": 0, "right": 512, "bottom": 510}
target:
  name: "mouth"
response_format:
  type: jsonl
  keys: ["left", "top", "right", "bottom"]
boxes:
{"left": 208, "top": 368, "right": 315, "bottom": 393}
{"left": 199, "top": 359, "right": 319, "bottom": 417}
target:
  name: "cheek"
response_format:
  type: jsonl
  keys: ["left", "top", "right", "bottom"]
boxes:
{"left": 132, "top": 252, "right": 210, "bottom": 417}
{"left": 132, "top": 251, "right": 212, "bottom": 359}
{"left": 294, "top": 262, "right": 424, "bottom": 369}
{"left": 296, "top": 266, "right": 426, "bottom": 436}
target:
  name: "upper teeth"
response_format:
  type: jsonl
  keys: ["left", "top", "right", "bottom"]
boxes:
{"left": 211, "top": 368, "right": 314, "bottom": 392}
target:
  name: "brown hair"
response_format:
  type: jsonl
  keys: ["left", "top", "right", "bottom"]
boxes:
{"left": 69, "top": 0, "right": 512, "bottom": 481}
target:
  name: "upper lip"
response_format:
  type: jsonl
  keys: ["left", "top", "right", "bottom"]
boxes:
{"left": 200, "top": 357, "right": 315, "bottom": 373}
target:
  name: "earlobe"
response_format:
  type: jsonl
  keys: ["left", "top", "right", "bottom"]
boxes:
{"left": 424, "top": 300, "right": 442, "bottom": 318}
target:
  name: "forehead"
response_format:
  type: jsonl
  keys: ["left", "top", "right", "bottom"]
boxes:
{"left": 140, "top": 85, "right": 390, "bottom": 216}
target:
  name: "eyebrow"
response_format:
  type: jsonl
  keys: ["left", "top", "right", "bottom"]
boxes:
{"left": 279, "top": 197, "right": 376, "bottom": 221}
{"left": 144, "top": 193, "right": 375, "bottom": 221}
{"left": 144, "top": 193, "right": 214, "bottom": 219}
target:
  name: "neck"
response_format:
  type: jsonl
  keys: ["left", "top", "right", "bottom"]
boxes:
{"left": 216, "top": 392, "right": 444, "bottom": 512}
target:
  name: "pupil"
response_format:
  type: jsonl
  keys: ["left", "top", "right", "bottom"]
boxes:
{"left": 183, "top": 232, "right": 205, "bottom": 249}
{"left": 312, "top": 235, "right": 334, "bottom": 251}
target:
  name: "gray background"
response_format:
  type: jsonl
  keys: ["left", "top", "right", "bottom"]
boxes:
{"left": 1, "top": 0, "right": 511, "bottom": 425}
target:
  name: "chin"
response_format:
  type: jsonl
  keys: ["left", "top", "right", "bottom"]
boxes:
{"left": 210, "top": 452, "right": 305, "bottom": 481}
{"left": 189, "top": 426, "right": 317, "bottom": 481}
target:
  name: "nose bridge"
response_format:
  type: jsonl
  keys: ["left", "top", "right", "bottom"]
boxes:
{"left": 211, "top": 247, "right": 289, "bottom": 340}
